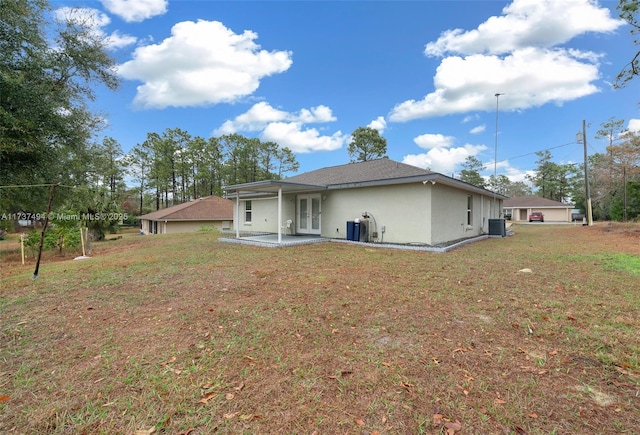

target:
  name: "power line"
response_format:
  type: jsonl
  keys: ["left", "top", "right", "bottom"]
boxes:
{"left": 499, "top": 140, "right": 578, "bottom": 164}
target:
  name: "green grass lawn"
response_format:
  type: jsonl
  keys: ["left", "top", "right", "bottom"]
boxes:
{"left": 1, "top": 223, "right": 639, "bottom": 434}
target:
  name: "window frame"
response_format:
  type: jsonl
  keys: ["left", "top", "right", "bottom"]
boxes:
{"left": 244, "top": 200, "right": 252, "bottom": 223}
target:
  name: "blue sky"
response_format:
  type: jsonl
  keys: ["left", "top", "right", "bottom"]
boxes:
{"left": 54, "top": 0, "right": 640, "bottom": 183}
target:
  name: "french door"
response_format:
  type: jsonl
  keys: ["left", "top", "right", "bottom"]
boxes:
{"left": 297, "top": 194, "right": 321, "bottom": 234}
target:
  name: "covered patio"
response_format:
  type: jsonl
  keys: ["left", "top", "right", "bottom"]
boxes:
{"left": 224, "top": 179, "right": 326, "bottom": 245}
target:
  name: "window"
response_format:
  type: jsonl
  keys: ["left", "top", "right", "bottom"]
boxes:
{"left": 244, "top": 200, "right": 252, "bottom": 223}
{"left": 466, "top": 195, "right": 473, "bottom": 226}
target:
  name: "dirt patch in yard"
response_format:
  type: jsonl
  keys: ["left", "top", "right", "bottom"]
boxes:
{"left": 1, "top": 223, "right": 639, "bottom": 434}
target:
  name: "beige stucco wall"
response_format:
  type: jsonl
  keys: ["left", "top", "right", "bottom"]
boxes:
{"left": 430, "top": 184, "right": 495, "bottom": 244}
{"left": 319, "top": 183, "right": 431, "bottom": 244}
{"left": 232, "top": 182, "right": 501, "bottom": 245}
{"left": 235, "top": 196, "right": 296, "bottom": 233}
{"left": 506, "top": 207, "right": 571, "bottom": 222}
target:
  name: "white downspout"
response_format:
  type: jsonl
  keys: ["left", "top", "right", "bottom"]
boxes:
{"left": 277, "top": 186, "right": 282, "bottom": 244}
{"left": 481, "top": 194, "right": 485, "bottom": 232}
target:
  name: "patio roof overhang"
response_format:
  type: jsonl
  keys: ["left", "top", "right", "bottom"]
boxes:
{"left": 224, "top": 180, "right": 326, "bottom": 195}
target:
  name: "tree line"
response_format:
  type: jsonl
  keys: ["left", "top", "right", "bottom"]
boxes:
{"left": 114, "top": 130, "right": 299, "bottom": 214}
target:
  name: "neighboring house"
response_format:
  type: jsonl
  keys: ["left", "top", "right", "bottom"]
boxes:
{"left": 223, "top": 158, "right": 507, "bottom": 246}
{"left": 503, "top": 196, "right": 574, "bottom": 223}
{"left": 140, "top": 196, "right": 234, "bottom": 234}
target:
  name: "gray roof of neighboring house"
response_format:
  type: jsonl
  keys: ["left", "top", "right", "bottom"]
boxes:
{"left": 140, "top": 196, "right": 234, "bottom": 221}
{"left": 284, "top": 158, "right": 432, "bottom": 186}
{"left": 503, "top": 196, "right": 573, "bottom": 208}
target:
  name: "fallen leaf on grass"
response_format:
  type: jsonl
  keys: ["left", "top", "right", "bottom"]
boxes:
{"left": 494, "top": 398, "right": 507, "bottom": 404}
{"left": 432, "top": 413, "right": 444, "bottom": 425}
{"left": 161, "top": 356, "right": 177, "bottom": 366}
{"left": 177, "top": 428, "right": 195, "bottom": 435}
{"left": 225, "top": 393, "right": 234, "bottom": 400}
{"left": 444, "top": 421, "right": 462, "bottom": 433}
{"left": 223, "top": 412, "right": 238, "bottom": 419}
{"left": 198, "top": 392, "right": 216, "bottom": 404}
{"left": 0, "top": 395, "right": 10, "bottom": 402}
{"left": 528, "top": 412, "right": 539, "bottom": 418}
{"left": 134, "top": 427, "right": 156, "bottom": 435}
{"left": 354, "top": 418, "right": 365, "bottom": 426}
{"left": 381, "top": 361, "right": 391, "bottom": 367}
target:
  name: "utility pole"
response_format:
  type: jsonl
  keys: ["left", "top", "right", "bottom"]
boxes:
{"left": 493, "top": 93, "right": 503, "bottom": 217}
{"left": 581, "top": 120, "right": 593, "bottom": 226}
{"left": 623, "top": 165, "right": 627, "bottom": 222}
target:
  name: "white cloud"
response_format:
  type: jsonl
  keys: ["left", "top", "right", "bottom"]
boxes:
{"left": 55, "top": 7, "right": 137, "bottom": 50}
{"left": 413, "top": 133, "right": 455, "bottom": 150}
{"left": 389, "top": 0, "right": 623, "bottom": 123}
{"left": 499, "top": 165, "right": 536, "bottom": 183}
{"left": 213, "top": 102, "right": 336, "bottom": 135}
{"left": 470, "top": 125, "right": 485, "bottom": 134}
{"left": 101, "top": 0, "right": 168, "bottom": 23}
{"left": 213, "top": 102, "right": 347, "bottom": 153}
{"left": 403, "top": 143, "right": 487, "bottom": 174}
{"left": 390, "top": 48, "right": 600, "bottom": 121}
{"left": 425, "top": 0, "right": 622, "bottom": 57}
{"left": 106, "top": 30, "right": 138, "bottom": 49}
{"left": 214, "top": 102, "right": 290, "bottom": 134}
{"left": 367, "top": 116, "right": 387, "bottom": 134}
{"left": 261, "top": 122, "right": 348, "bottom": 153}
{"left": 118, "top": 20, "right": 293, "bottom": 109}
{"left": 628, "top": 119, "right": 640, "bottom": 132}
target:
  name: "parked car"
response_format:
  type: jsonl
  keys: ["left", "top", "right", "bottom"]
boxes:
{"left": 529, "top": 211, "right": 544, "bottom": 222}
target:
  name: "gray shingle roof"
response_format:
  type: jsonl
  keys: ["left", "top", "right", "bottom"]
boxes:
{"left": 140, "top": 196, "right": 234, "bottom": 221}
{"left": 284, "top": 158, "right": 432, "bottom": 186}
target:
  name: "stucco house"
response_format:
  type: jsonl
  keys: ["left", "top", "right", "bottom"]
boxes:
{"left": 503, "top": 196, "right": 574, "bottom": 223}
{"left": 223, "top": 158, "right": 507, "bottom": 246}
{"left": 140, "top": 195, "right": 233, "bottom": 234}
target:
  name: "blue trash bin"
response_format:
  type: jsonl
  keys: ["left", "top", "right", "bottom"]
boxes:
{"left": 346, "top": 221, "right": 355, "bottom": 241}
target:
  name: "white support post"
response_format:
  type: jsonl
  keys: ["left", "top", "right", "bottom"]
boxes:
{"left": 277, "top": 186, "right": 282, "bottom": 244}
{"left": 236, "top": 191, "right": 240, "bottom": 238}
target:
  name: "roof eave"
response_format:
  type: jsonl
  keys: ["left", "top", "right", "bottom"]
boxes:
{"left": 223, "top": 180, "right": 327, "bottom": 194}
